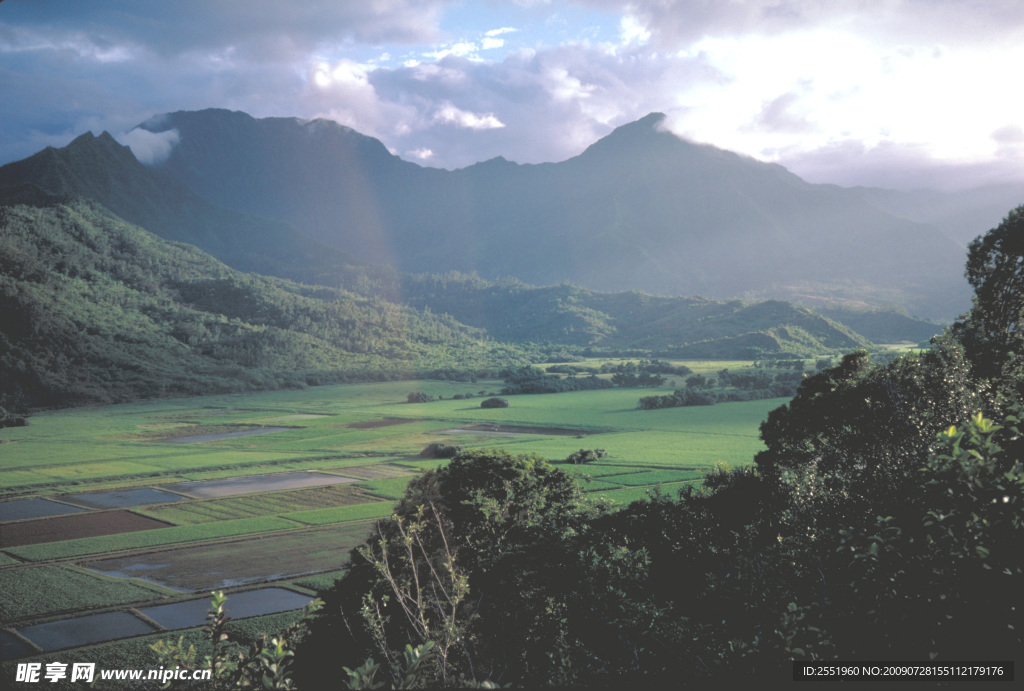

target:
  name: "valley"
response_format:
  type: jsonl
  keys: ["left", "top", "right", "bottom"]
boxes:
{"left": 1, "top": 370, "right": 780, "bottom": 677}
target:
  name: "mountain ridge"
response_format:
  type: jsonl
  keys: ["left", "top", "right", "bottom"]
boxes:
{"left": 135, "top": 109, "right": 972, "bottom": 319}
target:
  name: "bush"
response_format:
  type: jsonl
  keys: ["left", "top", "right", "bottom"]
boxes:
{"left": 407, "top": 391, "right": 436, "bottom": 404}
{"left": 421, "top": 443, "right": 464, "bottom": 459}
{"left": 480, "top": 397, "right": 509, "bottom": 409}
{"left": 565, "top": 449, "right": 607, "bottom": 465}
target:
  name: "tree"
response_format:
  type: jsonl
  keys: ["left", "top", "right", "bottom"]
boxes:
{"left": 955, "top": 205, "right": 1024, "bottom": 379}
{"left": 834, "top": 410, "right": 1023, "bottom": 660}
{"left": 299, "top": 450, "right": 606, "bottom": 687}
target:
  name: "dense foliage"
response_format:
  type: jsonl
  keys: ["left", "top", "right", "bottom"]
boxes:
{"left": 637, "top": 366, "right": 803, "bottom": 409}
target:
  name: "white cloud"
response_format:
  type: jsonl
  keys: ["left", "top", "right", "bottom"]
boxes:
{"left": 485, "top": 27, "right": 518, "bottom": 37}
{"left": 433, "top": 102, "right": 505, "bottom": 129}
{"left": 423, "top": 41, "right": 479, "bottom": 60}
{"left": 408, "top": 147, "right": 435, "bottom": 160}
{"left": 118, "top": 127, "right": 180, "bottom": 164}
{"left": 481, "top": 37, "right": 505, "bottom": 50}
{"left": 618, "top": 15, "right": 650, "bottom": 45}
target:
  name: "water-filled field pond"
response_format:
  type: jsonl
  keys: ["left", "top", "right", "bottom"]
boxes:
{"left": 0, "top": 498, "right": 87, "bottom": 522}
{"left": 16, "top": 611, "right": 155, "bottom": 652}
{"left": 138, "top": 587, "right": 314, "bottom": 630}
{"left": 164, "top": 471, "right": 359, "bottom": 499}
{"left": 60, "top": 487, "right": 186, "bottom": 509}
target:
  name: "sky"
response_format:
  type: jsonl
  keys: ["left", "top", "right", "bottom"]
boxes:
{"left": 2, "top": 0, "right": 1023, "bottom": 190}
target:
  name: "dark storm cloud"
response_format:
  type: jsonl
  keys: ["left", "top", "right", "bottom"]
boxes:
{"left": 2, "top": 0, "right": 448, "bottom": 58}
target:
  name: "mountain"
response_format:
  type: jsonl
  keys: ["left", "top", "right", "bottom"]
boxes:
{"left": 0, "top": 131, "right": 360, "bottom": 286}
{"left": 136, "top": 109, "right": 972, "bottom": 319}
{"left": 0, "top": 192, "right": 527, "bottom": 406}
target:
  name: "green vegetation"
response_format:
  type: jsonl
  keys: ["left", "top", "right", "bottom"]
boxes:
{"left": 7, "top": 516, "right": 300, "bottom": 561}
{"left": 0, "top": 565, "right": 166, "bottom": 622}
{"left": 141, "top": 485, "right": 373, "bottom": 524}
{"left": 283, "top": 502, "right": 398, "bottom": 526}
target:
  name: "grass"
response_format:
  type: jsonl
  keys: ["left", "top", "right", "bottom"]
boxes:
{"left": 284, "top": 501, "right": 398, "bottom": 526}
{"left": 7, "top": 516, "right": 301, "bottom": 561}
{"left": 356, "top": 476, "right": 417, "bottom": 500}
{"left": 590, "top": 481, "right": 698, "bottom": 505}
{"left": 599, "top": 469, "right": 705, "bottom": 485}
{"left": 0, "top": 552, "right": 24, "bottom": 566}
{"left": 291, "top": 569, "right": 346, "bottom": 593}
{"left": 140, "top": 484, "right": 375, "bottom": 524}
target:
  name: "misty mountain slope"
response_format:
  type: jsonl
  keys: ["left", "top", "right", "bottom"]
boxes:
{"left": 138, "top": 109, "right": 970, "bottom": 319}
{"left": 850, "top": 184, "right": 1024, "bottom": 244}
{"left": 0, "top": 132, "right": 360, "bottom": 286}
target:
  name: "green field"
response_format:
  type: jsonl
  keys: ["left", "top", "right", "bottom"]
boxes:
{"left": 0, "top": 368, "right": 782, "bottom": 663}
{"left": 0, "top": 565, "right": 169, "bottom": 622}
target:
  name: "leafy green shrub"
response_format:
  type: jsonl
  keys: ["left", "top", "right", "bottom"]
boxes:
{"left": 565, "top": 448, "right": 607, "bottom": 465}
{"left": 421, "top": 442, "right": 464, "bottom": 458}
{"left": 480, "top": 397, "right": 508, "bottom": 408}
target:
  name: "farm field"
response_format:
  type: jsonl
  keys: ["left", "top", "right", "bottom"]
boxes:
{"left": 0, "top": 365, "right": 784, "bottom": 672}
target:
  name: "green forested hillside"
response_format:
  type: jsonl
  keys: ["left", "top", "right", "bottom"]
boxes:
{"left": 0, "top": 194, "right": 527, "bottom": 406}
{"left": 399, "top": 272, "right": 872, "bottom": 356}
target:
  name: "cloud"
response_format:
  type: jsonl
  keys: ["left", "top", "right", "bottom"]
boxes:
{"left": 424, "top": 42, "right": 480, "bottom": 61}
{"left": 2, "top": 0, "right": 1022, "bottom": 192}
{"left": 433, "top": 102, "right": 505, "bottom": 129}
{"left": 1, "top": 1, "right": 450, "bottom": 60}
{"left": 774, "top": 138, "right": 1024, "bottom": 191}
{"left": 752, "top": 91, "right": 815, "bottom": 134}
{"left": 578, "top": 0, "right": 1024, "bottom": 48}
{"left": 304, "top": 59, "right": 417, "bottom": 139}
{"left": 118, "top": 127, "right": 180, "bottom": 164}
{"left": 408, "top": 147, "right": 435, "bottom": 160}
